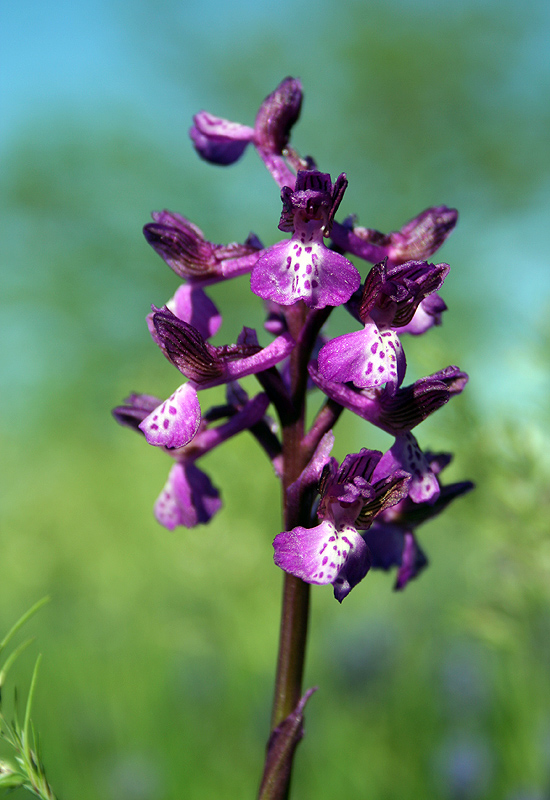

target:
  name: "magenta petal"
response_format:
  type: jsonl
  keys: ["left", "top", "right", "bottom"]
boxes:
{"left": 251, "top": 238, "right": 360, "bottom": 309}
{"left": 169, "top": 284, "right": 222, "bottom": 340}
{"left": 318, "top": 323, "right": 405, "bottom": 390}
{"left": 332, "top": 536, "right": 372, "bottom": 602}
{"left": 189, "top": 112, "right": 254, "bottom": 165}
{"left": 374, "top": 433, "right": 440, "bottom": 504}
{"left": 398, "top": 293, "right": 447, "bottom": 335}
{"left": 155, "top": 462, "right": 222, "bottom": 529}
{"left": 273, "top": 521, "right": 365, "bottom": 586}
{"left": 139, "top": 383, "right": 201, "bottom": 448}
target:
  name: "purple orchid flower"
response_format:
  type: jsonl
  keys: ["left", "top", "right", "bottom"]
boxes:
{"left": 150, "top": 306, "right": 295, "bottom": 388}
{"left": 137, "top": 307, "right": 294, "bottom": 450}
{"left": 251, "top": 170, "right": 361, "bottom": 309}
{"left": 189, "top": 113, "right": 255, "bottom": 166}
{"left": 113, "top": 391, "right": 270, "bottom": 529}
{"left": 189, "top": 77, "right": 303, "bottom": 189}
{"left": 364, "top": 453, "right": 474, "bottom": 589}
{"left": 317, "top": 258, "right": 449, "bottom": 391}
{"left": 309, "top": 363, "right": 468, "bottom": 437}
{"left": 273, "top": 434, "right": 410, "bottom": 601}
{"left": 308, "top": 364, "right": 468, "bottom": 504}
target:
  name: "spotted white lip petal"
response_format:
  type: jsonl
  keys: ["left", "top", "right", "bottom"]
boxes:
{"left": 139, "top": 383, "right": 201, "bottom": 448}
{"left": 250, "top": 236, "right": 360, "bottom": 309}
{"left": 318, "top": 323, "right": 405, "bottom": 390}
{"left": 273, "top": 520, "right": 365, "bottom": 585}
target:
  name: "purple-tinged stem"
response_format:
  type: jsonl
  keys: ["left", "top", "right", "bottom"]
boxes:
{"left": 261, "top": 301, "right": 317, "bottom": 800}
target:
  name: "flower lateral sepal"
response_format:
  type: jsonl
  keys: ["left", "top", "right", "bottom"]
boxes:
{"left": 254, "top": 77, "right": 303, "bottom": 155}
{"left": 330, "top": 205, "right": 458, "bottom": 267}
{"left": 151, "top": 306, "right": 295, "bottom": 388}
{"left": 144, "top": 211, "right": 263, "bottom": 284}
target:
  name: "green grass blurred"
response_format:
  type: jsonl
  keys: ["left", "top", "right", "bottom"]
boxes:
{"left": 3, "top": 386, "right": 550, "bottom": 799}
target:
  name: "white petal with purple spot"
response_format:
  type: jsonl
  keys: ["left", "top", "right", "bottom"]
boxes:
{"left": 139, "top": 383, "right": 201, "bottom": 448}
{"left": 273, "top": 520, "right": 365, "bottom": 585}
{"left": 318, "top": 323, "right": 405, "bottom": 390}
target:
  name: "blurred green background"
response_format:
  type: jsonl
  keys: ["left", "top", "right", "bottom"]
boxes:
{"left": 2, "top": 0, "right": 550, "bottom": 798}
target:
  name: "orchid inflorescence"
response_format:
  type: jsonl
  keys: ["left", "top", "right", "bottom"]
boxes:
{"left": 114, "top": 76, "right": 472, "bottom": 603}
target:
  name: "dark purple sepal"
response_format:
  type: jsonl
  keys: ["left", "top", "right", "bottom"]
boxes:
{"left": 376, "top": 366, "right": 468, "bottom": 433}
{"left": 360, "top": 259, "right": 450, "bottom": 329}
{"left": 112, "top": 393, "right": 162, "bottom": 432}
{"left": 386, "top": 205, "right": 458, "bottom": 264}
{"left": 308, "top": 362, "right": 467, "bottom": 436}
{"left": 144, "top": 211, "right": 262, "bottom": 283}
{"left": 318, "top": 447, "right": 383, "bottom": 508}
{"left": 189, "top": 111, "right": 254, "bottom": 165}
{"left": 388, "top": 477, "right": 475, "bottom": 529}
{"left": 330, "top": 205, "right": 458, "bottom": 267}
{"left": 258, "top": 688, "right": 316, "bottom": 800}
{"left": 278, "top": 170, "right": 347, "bottom": 234}
{"left": 146, "top": 284, "right": 221, "bottom": 355}
{"left": 155, "top": 462, "right": 222, "bottom": 529}
{"left": 354, "top": 470, "right": 412, "bottom": 529}
{"left": 151, "top": 306, "right": 225, "bottom": 381}
{"left": 254, "top": 77, "right": 302, "bottom": 155}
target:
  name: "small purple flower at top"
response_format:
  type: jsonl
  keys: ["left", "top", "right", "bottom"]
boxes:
{"left": 273, "top": 437, "right": 410, "bottom": 601}
{"left": 189, "top": 77, "right": 303, "bottom": 188}
{"left": 190, "top": 113, "right": 255, "bottom": 166}
{"left": 251, "top": 171, "right": 361, "bottom": 309}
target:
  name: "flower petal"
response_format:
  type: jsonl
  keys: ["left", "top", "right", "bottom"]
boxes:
{"left": 189, "top": 112, "right": 254, "bottom": 165}
{"left": 374, "top": 433, "right": 440, "bottom": 504}
{"left": 251, "top": 238, "right": 360, "bottom": 309}
{"left": 169, "top": 284, "right": 222, "bottom": 340}
{"left": 273, "top": 521, "right": 367, "bottom": 586}
{"left": 139, "top": 383, "right": 201, "bottom": 449}
{"left": 318, "top": 323, "right": 405, "bottom": 390}
{"left": 154, "top": 462, "right": 221, "bottom": 529}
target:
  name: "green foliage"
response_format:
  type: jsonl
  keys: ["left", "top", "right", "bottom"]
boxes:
{"left": 0, "top": 600, "right": 57, "bottom": 800}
